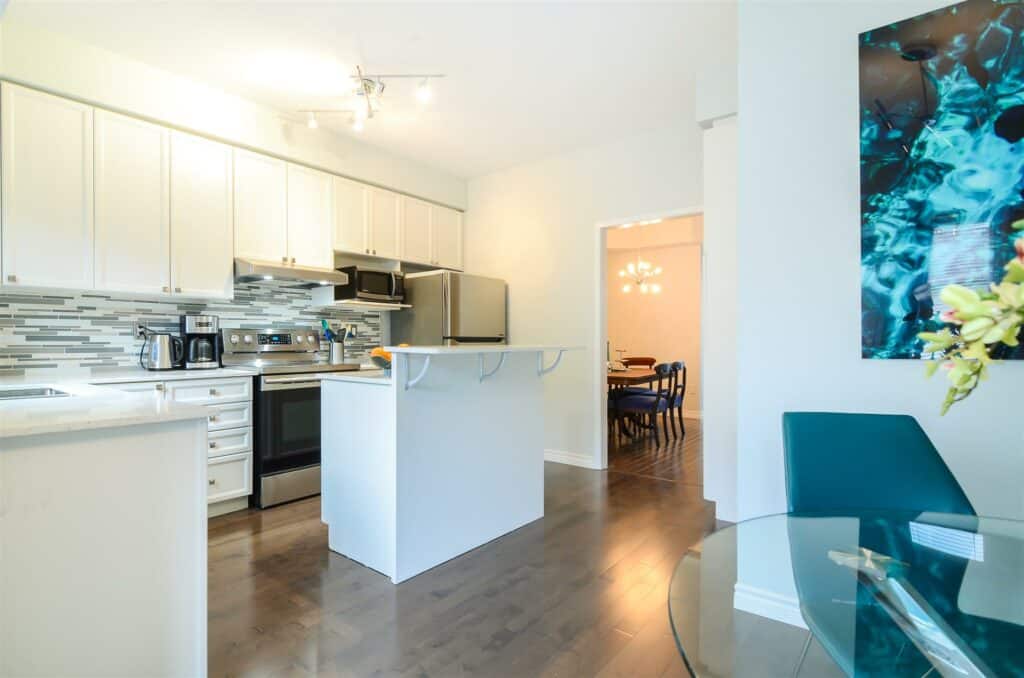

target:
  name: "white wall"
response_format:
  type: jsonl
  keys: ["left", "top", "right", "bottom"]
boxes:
{"left": 0, "top": 19, "right": 465, "bottom": 208}
{"left": 737, "top": 0, "right": 1024, "bottom": 521}
{"left": 466, "top": 122, "right": 703, "bottom": 467}
{"left": 702, "top": 117, "right": 738, "bottom": 521}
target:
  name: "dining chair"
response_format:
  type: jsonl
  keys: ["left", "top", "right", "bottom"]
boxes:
{"left": 614, "top": 364, "right": 673, "bottom": 445}
{"left": 668, "top": 361, "right": 686, "bottom": 437}
{"left": 782, "top": 412, "right": 975, "bottom": 515}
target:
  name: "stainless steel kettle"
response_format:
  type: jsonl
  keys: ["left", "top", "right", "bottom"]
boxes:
{"left": 140, "top": 332, "right": 184, "bottom": 371}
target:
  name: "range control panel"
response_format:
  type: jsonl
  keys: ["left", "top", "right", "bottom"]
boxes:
{"left": 221, "top": 328, "right": 321, "bottom": 353}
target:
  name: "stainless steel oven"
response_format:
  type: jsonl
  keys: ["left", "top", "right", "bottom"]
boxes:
{"left": 254, "top": 374, "right": 323, "bottom": 506}
{"left": 221, "top": 327, "right": 360, "bottom": 508}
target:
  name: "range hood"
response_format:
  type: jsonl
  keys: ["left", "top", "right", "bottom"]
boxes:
{"left": 233, "top": 258, "right": 349, "bottom": 288}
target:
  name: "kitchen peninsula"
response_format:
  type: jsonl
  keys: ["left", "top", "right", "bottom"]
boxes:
{"left": 321, "top": 345, "right": 574, "bottom": 583}
{"left": 0, "top": 382, "right": 209, "bottom": 676}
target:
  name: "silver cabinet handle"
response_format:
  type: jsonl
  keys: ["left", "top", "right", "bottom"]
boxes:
{"left": 209, "top": 388, "right": 218, "bottom": 396}
{"left": 373, "top": 249, "right": 377, "bottom": 255}
{"left": 154, "top": 383, "right": 165, "bottom": 392}
{"left": 365, "top": 248, "right": 369, "bottom": 254}
{"left": 162, "top": 285, "right": 170, "bottom": 293}
{"left": 6, "top": 274, "right": 16, "bottom": 283}
{"left": 209, "top": 441, "right": 217, "bottom": 449}
{"left": 208, "top": 478, "right": 216, "bottom": 486}
{"left": 174, "top": 287, "right": 182, "bottom": 293}
{"left": 209, "top": 415, "right": 218, "bottom": 422}
{"left": 291, "top": 257, "right": 296, "bottom": 264}
{"left": 282, "top": 256, "right": 288, "bottom": 263}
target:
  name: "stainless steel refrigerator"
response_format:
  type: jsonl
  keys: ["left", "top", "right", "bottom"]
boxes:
{"left": 391, "top": 270, "right": 507, "bottom": 346}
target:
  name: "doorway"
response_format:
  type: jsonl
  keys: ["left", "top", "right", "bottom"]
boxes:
{"left": 594, "top": 208, "right": 703, "bottom": 483}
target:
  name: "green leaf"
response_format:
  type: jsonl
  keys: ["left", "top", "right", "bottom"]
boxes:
{"left": 924, "top": 360, "right": 941, "bottom": 377}
{"left": 1013, "top": 218, "right": 1024, "bottom": 231}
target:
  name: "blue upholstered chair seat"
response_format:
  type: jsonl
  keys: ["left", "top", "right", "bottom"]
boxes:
{"left": 620, "top": 386, "right": 672, "bottom": 396}
{"left": 617, "top": 394, "right": 667, "bottom": 412}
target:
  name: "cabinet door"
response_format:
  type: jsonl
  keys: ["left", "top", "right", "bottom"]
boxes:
{"left": 401, "top": 196, "right": 432, "bottom": 265}
{"left": 234, "top": 149, "right": 287, "bottom": 263}
{"left": 367, "top": 188, "right": 401, "bottom": 259}
{"left": 94, "top": 110, "right": 171, "bottom": 295}
{"left": 1, "top": 83, "right": 94, "bottom": 289}
{"left": 431, "top": 205, "right": 463, "bottom": 270}
{"left": 170, "top": 131, "right": 234, "bottom": 299}
{"left": 286, "top": 163, "right": 333, "bottom": 268}
{"left": 333, "top": 176, "right": 368, "bottom": 255}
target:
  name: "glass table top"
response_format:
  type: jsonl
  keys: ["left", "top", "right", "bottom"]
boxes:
{"left": 668, "top": 511, "right": 1024, "bottom": 677}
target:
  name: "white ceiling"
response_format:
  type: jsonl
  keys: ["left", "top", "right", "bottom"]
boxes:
{"left": 4, "top": 1, "right": 737, "bottom": 179}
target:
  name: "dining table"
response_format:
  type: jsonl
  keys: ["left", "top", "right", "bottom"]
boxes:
{"left": 607, "top": 367, "right": 658, "bottom": 387}
{"left": 667, "top": 510, "right": 1024, "bottom": 677}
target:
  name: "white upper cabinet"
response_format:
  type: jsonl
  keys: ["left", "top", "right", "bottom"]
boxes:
{"left": 1, "top": 83, "right": 94, "bottom": 289}
{"left": 286, "top": 163, "right": 333, "bottom": 269}
{"left": 333, "top": 177, "right": 368, "bottom": 255}
{"left": 233, "top": 149, "right": 287, "bottom": 264}
{"left": 170, "top": 131, "right": 234, "bottom": 299}
{"left": 368, "top": 188, "right": 401, "bottom": 259}
{"left": 432, "top": 205, "right": 464, "bottom": 271}
{"left": 94, "top": 110, "right": 171, "bottom": 295}
{"left": 401, "top": 196, "right": 432, "bottom": 265}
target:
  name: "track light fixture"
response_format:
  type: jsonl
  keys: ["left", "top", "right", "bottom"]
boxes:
{"left": 296, "top": 64, "right": 445, "bottom": 133}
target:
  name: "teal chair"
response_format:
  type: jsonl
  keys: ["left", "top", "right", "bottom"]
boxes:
{"left": 783, "top": 412, "right": 977, "bottom": 676}
{"left": 781, "top": 412, "right": 974, "bottom": 516}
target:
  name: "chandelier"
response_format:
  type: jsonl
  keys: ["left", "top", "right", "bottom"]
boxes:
{"left": 618, "top": 258, "right": 662, "bottom": 294}
{"left": 299, "top": 65, "right": 446, "bottom": 133}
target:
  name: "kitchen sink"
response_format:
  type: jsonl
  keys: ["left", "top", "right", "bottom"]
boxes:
{"left": 0, "top": 387, "right": 72, "bottom": 400}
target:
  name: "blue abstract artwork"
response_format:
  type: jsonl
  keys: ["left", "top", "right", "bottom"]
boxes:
{"left": 860, "top": 0, "right": 1024, "bottom": 359}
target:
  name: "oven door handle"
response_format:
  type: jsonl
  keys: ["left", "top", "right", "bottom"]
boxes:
{"left": 260, "top": 375, "right": 323, "bottom": 391}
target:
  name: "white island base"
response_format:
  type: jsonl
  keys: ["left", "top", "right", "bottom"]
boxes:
{"left": 322, "top": 346, "right": 571, "bottom": 583}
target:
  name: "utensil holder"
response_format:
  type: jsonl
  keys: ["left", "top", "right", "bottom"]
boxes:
{"left": 329, "top": 342, "right": 344, "bottom": 365}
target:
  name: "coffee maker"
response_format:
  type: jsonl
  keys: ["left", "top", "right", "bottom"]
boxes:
{"left": 180, "top": 315, "right": 221, "bottom": 369}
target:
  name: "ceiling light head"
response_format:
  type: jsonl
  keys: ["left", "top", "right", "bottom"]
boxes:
{"left": 416, "top": 78, "right": 433, "bottom": 104}
{"left": 306, "top": 112, "right": 318, "bottom": 130}
{"left": 622, "top": 285, "right": 631, "bottom": 293}
{"left": 262, "top": 275, "right": 274, "bottom": 281}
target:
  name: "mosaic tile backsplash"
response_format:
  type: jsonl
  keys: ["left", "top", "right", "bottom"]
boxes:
{"left": 0, "top": 281, "right": 383, "bottom": 375}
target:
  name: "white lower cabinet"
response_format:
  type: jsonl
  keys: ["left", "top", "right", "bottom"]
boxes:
{"left": 206, "top": 400, "right": 252, "bottom": 431}
{"left": 207, "top": 452, "right": 253, "bottom": 503}
{"left": 165, "top": 376, "right": 251, "bottom": 405}
{"left": 207, "top": 426, "right": 252, "bottom": 458}
{"left": 98, "top": 375, "right": 253, "bottom": 513}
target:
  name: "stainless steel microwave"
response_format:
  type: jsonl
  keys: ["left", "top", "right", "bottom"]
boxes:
{"left": 330, "top": 266, "right": 406, "bottom": 303}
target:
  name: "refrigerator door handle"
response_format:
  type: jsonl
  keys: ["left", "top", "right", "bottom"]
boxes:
{"left": 442, "top": 271, "right": 453, "bottom": 344}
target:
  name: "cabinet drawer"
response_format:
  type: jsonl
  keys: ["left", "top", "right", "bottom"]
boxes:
{"left": 207, "top": 426, "right": 252, "bottom": 458}
{"left": 100, "top": 381, "right": 165, "bottom": 394}
{"left": 207, "top": 452, "right": 252, "bottom": 503}
{"left": 166, "top": 377, "right": 251, "bottom": 405}
{"left": 205, "top": 401, "right": 251, "bottom": 431}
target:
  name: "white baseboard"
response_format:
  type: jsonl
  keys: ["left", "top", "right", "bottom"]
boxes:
{"left": 208, "top": 496, "right": 248, "bottom": 518}
{"left": 544, "top": 448, "right": 603, "bottom": 470}
{"left": 733, "top": 582, "right": 807, "bottom": 629}
{"left": 682, "top": 408, "right": 702, "bottom": 419}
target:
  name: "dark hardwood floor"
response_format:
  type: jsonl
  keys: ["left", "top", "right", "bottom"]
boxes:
{"left": 608, "top": 417, "right": 702, "bottom": 485}
{"left": 209, "top": 426, "right": 709, "bottom": 677}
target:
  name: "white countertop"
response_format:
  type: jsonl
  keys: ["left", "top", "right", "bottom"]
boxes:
{"left": 384, "top": 345, "right": 581, "bottom": 355}
{"left": 322, "top": 370, "right": 391, "bottom": 385}
{"left": 0, "top": 382, "right": 209, "bottom": 439}
{"left": 0, "top": 365, "right": 257, "bottom": 387}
